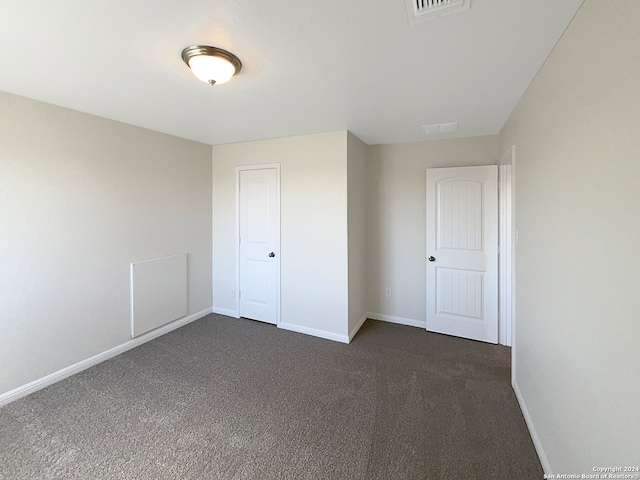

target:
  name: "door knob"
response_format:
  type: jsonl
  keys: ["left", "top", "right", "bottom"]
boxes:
{"left": 428, "top": 256, "right": 436, "bottom": 262}
{"left": 269, "top": 252, "right": 275, "bottom": 258}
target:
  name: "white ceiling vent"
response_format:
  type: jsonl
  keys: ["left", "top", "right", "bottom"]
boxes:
{"left": 405, "top": 0, "right": 471, "bottom": 25}
{"left": 422, "top": 122, "right": 458, "bottom": 135}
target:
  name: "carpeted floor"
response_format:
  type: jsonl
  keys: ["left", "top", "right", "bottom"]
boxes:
{"left": 0, "top": 315, "right": 542, "bottom": 479}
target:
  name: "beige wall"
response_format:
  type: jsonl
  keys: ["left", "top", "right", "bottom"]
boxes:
{"left": 0, "top": 91, "right": 212, "bottom": 396}
{"left": 500, "top": 0, "right": 640, "bottom": 474}
{"left": 347, "top": 133, "right": 368, "bottom": 337}
{"left": 212, "top": 132, "right": 349, "bottom": 338}
{"left": 366, "top": 136, "right": 500, "bottom": 323}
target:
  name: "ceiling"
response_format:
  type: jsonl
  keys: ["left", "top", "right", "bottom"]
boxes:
{"left": 0, "top": 0, "right": 584, "bottom": 146}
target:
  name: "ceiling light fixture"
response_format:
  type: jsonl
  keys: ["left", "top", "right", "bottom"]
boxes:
{"left": 181, "top": 45, "right": 242, "bottom": 86}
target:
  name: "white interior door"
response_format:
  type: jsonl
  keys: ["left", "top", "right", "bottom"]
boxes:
{"left": 426, "top": 165, "right": 498, "bottom": 344}
{"left": 239, "top": 168, "right": 279, "bottom": 324}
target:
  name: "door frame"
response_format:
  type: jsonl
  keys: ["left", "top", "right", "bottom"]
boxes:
{"left": 498, "top": 146, "right": 516, "bottom": 367}
{"left": 235, "top": 163, "right": 281, "bottom": 325}
{"left": 498, "top": 159, "right": 513, "bottom": 347}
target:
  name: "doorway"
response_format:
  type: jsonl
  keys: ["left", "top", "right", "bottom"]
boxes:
{"left": 236, "top": 165, "right": 280, "bottom": 325}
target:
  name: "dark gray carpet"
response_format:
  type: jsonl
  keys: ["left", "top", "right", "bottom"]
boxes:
{"left": 0, "top": 315, "right": 542, "bottom": 479}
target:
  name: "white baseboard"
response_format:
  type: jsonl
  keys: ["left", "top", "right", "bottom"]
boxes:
{"left": 212, "top": 307, "right": 239, "bottom": 318}
{"left": 278, "top": 322, "right": 349, "bottom": 344}
{"left": 512, "top": 379, "right": 551, "bottom": 475}
{"left": 367, "top": 312, "right": 425, "bottom": 329}
{"left": 0, "top": 307, "right": 213, "bottom": 408}
{"left": 349, "top": 313, "right": 368, "bottom": 342}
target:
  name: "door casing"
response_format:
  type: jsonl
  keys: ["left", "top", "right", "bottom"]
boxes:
{"left": 498, "top": 149, "right": 514, "bottom": 347}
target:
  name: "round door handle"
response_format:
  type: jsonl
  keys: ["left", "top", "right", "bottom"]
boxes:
{"left": 269, "top": 252, "right": 275, "bottom": 258}
{"left": 428, "top": 256, "right": 436, "bottom": 262}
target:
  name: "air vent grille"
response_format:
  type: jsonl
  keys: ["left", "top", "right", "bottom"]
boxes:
{"left": 422, "top": 122, "right": 458, "bottom": 135}
{"left": 406, "top": 0, "right": 470, "bottom": 25}
{"left": 415, "top": 0, "right": 460, "bottom": 13}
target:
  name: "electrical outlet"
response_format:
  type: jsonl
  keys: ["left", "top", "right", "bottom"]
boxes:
{"left": 385, "top": 288, "right": 392, "bottom": 297}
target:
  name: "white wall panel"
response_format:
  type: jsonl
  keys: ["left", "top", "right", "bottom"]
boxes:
{"left": 499, "top": 0, "right": 640, "bottom": 473}
{"left": 131, "top": 253, "right": 187, "bottom": 338}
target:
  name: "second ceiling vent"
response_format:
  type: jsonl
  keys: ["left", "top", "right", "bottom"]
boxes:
{"left": 406, "top": 0, "right": 471, "bottom": 25}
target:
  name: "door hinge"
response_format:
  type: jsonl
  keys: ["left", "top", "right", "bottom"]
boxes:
{"left": 239, "top": 290, "right": 241, "bottom": 298}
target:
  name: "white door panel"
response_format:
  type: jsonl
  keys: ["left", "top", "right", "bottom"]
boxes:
{"left": 239, "top": 168, "right": 279, "bottom": 324}
{"left": 426, "top": 166, "right": 498, "bottom": 344}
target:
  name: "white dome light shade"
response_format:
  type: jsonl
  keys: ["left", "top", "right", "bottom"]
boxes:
{"left": 181, "top": 45, "right": 242, "bottom": 86}
{"left": 188, "top": 55, "right": 236, "bottom": 84}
